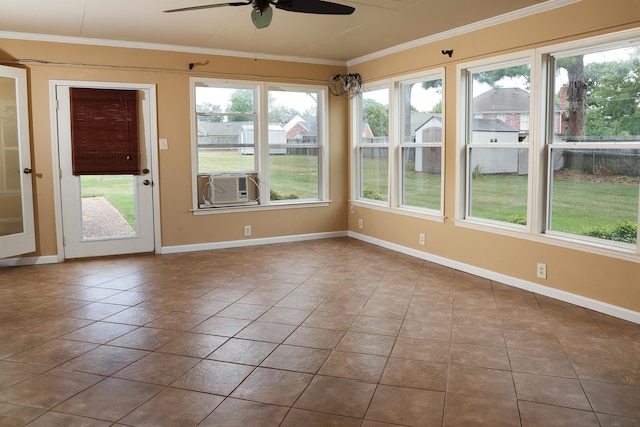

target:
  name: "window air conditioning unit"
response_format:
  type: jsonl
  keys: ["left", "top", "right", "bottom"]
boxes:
{"left": 210, "top": 175, "right": 248, "bottom": 204}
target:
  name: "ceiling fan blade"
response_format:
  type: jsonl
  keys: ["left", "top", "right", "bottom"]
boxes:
{"left": 164, "top": 1, "right": 251, "bottom": 13}
{"left": 273, "top": 0, "right": 355, "bottom": 15}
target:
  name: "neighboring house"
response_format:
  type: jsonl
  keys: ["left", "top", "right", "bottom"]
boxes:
{"left": 473, "top": 87, "right": 530, "bottom": 140}
{"left": 197, "top": 120, "right": 286, "bottom": 154}
{"left": 412, "top": 114, "right": 442, "bottom": 173}
{"left": 470, "top": 118, "right": 526, "bottom": 174}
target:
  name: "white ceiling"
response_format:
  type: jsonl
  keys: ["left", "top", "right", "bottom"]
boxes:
{"left": 0, "top": 0, "right": 564, "bottom": 63}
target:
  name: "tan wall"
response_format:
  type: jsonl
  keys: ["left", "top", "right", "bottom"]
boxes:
{"left": 0, "top": 39, "right": 348, "bottom": 255}
{"left": 347, "top": 0, "right": 640, "bottom": 313}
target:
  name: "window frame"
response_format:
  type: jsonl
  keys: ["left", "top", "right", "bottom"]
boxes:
{"left": 456, "top": 52, "right": 538, "bottom": 232}
{"left": 454, "top": 30, "right": 640, "bottom": 262}
{"left": 351, "top": 69, "right": 446, "bottom": 221}
{"left": 190, "top": 77, "right": 330, "bottom": 213}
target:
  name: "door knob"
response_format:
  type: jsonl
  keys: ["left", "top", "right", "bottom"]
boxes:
{"left": 142, "top": 168, "right": 150, "bottom": 174}
{"left": 23, "top": 168, "right": 32, "bottom": 174}
{"left": 143, "top": 179, "right": 152, "bottom": 186}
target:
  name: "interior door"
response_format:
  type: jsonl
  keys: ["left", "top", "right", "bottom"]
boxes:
{"left": 0, "top": 65, "right": 35, "bottom": 259}
{"left": 56, "top": 84, "right": 156, "bottom": 259}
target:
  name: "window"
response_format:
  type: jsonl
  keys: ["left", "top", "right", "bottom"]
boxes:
{"left": 192, "top": 78, "right": 328, "bottom": 210}
{"left": 352, "top": 70, "right": 445, "bottom": 217}
{"left": 461, "top": 57, "right": 532, "bottom": 227}
{"left": 456, "top": 30, "right": 640, "bottom": 258}
{"left": 398, "top": 75, "right": 444, "bottom": 212}
{"left": 545, "top": 41, "right": 640, "bottom": 248}
{"left": 356, "top": 84, "right": 389, "bottom": 203}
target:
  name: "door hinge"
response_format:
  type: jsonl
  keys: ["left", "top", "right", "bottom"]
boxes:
{"left": 55, "top": 99, "right": 59, "bottom": 110}
{"left": 62, "top": 236, "right": 66, "bottom": 247}
{"left": 59, "top": 169, "right": 62, "bottom": 179}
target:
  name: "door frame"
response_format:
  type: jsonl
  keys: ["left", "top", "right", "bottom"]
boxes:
{"left": 49, "top": 80, "right": 161, "bottom": 261}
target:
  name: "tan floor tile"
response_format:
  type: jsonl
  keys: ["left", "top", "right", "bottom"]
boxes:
{"left": 258, "top": 307, "right": 312, "bottom": 325}
{"left": 380, "top": 357, "right": 448, "bottom": 391}
{"left": 191, "top": 316, "right": 252, "bottom": 337}
{"left": 216, "top": 303, "right": 271, "bottom": 321}
{"left": 301, "top": 310, "right": 355, "bottom": 330}
{"left": 60, "top": 345, "right": 148, "bottom": 376}
{"left": 208, "top": 338, "right": 277, "bottom": 365}
{"left": 399, "top": 319, "right": 452, "bottom": 341}
{"left": 171, "top": 359, "right": 253, "bottom": 395}
{"left": 595, "top": 413, "right": 640, "bottom": 426}
{"left": 319, "top": 351, "right": 386, "bottom": 382}
{"left": 7, "top": 339, "right": 97, "bottom": 366}
{"left": 144, "top": 311, "right": 208, "bottom": 330}
{"left": 336, "top": 331, "right": 395, "bottom": 356}
{"left": 294, "top": 375, "right": 376, "bottom": 418}
{"left": 349, "top": 315, "right": 402, "bottom": 336}
{"left": 62, "top": 322, "right": 137, "bottom": 344}
{"left": 24, "top": 411, "right": 112, "bottom": 427}
{"left": 443, "top": 393, "right": 520, "bottom": 426}
{"left": 508, "top": 347, "right": 576, "bottom": 378}
{"left": 452, "top": 323, "right": 506, "bottom": 347}
{"left": 513, "top": 372, "right": 591, "bottom": 410}
{"left": 53, "top": 377, "right": 162, "bottom": 421}
{"left": 119, "top": 387, "right": 223, "bottom": 426}
{"left": 519, "top": 400, "right": 599, "bottom": 426}
{"left": 0, "top": 402, "right": 45, "bottom": 427}
{"left": 0, "top": 361, "right": 49, "bottom": 389}
{"left": 106, "top": 326, "right": 181, "bottom": 350}
{"left": 64, "top": 302, "right": 128, "bottom": 321}
{"left": 391, "top": 337, "right": 451, "bottom": 363}
{"left": 200, "top": 398, "right": 288, "bottom": 427}
{"left": 450, "top": 342, "right": 511, "bottom": 370}
{"left": 158, "top": 332, "right": 228, "bottom": 358}
{"left": 366, "top": 384, "right": 445, "bottom": 426}
{"left": 283, "top": 326, "right": 345, "bottom": 349}
{"left": 235, "top": 321, "right": 297, "bottom": 343}
{"left": 231, "top": 367, "right": 312, "bottom": 405}
{"left": 102, "top": 306, "right": 169, "bottom": 326}
{"left": 113, "top": 352, "right": 199, "bottom": 385}
{"left": 0, "top": 368, "right": 103, "bottom": 409}
{"left": 281, "top": 408, "right": 361, "bottom": 427}
{"left": 447, "top": 364, "right": 515, "bottom": 400}
{"left": 582, "top": 380, "right": 640, "bottom": 418}
{"left": 260, "top": 344, "right": 330, "bottom": 373}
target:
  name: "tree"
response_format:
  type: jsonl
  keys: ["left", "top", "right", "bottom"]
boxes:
{"left": 227, "top": 89, "right": 253, "bottom": 121}
{"left": 269, "top": 105, "right": 299, "bottom": 124}
{"left": 197, "top": 103, "right": 223, "bottom": 122}
{"left": 584, "top": 54, "right": 640, "bottom": 136}
{"left": 558, "top": 56, "right": 587, "bottom": 139}
{"left": 362, "top": 98, "right": 389, "bottom": 137}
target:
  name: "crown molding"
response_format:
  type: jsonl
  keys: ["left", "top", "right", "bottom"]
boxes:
{"left": 347, "top": 0, "right": 581, "bottom": 66}
{"left": 0, "top": 31, "right": 347, "bottom": 67}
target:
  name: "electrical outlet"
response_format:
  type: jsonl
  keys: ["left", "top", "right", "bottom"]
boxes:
{"left": 536, "top": 263, "right": 547, "bottom": 279}
{"left": 419, "top": 233, "right": 425, "bottom": 245}
{"left": 244, "top": 225, "right": 252, "bottom": 236}
{"left": 358, "top": 218, "right": 363, "bottom": 229}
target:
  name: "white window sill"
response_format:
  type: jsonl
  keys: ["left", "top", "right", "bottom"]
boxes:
{"left": 192, "top": 200, "right": 331, "bottom": 215}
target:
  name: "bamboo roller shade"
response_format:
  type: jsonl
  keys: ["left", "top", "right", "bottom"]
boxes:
{"left": 70, "top": 88, "right": 140, "bottom": 175}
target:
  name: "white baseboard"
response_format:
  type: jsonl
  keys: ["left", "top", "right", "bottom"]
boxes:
{"left": 348, "top": 231, "right": 640, "bottom": 325}
{"left": 0, "top": 255, "right": 60, "bottom": 268}
{"left": 160, "top": 231, "right": 348, "bottom": 254}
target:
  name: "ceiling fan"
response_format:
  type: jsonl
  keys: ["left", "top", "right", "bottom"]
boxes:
{"left": 164, "top": 0, "right": 355, "bottom": 29}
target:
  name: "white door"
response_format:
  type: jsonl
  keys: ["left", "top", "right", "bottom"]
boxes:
{"left": 0, "top": 65, "right": 35, "bottom": 259}
{"left": 55, "top": 83, "right": 157, "bottom": 259}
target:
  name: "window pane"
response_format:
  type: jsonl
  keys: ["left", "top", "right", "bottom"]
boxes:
{"left": 197, "top": 114, "right": 255, "bottom": 174}
{"left": 471, "top": 64, "right": 531, "bottom": 143}
{"left": 552, "top": 44, "right": 640, "bottom": 142}
{"left": 361, "top": 88, "right": 389, "bottom": 144}
{"left": 549, "top": 148, "right": 639, "bottom": 244}
{"left": 196, "top": 87, "right": 254, "bottom": 114}
{"left": 360, "top": 147, "right": 388, "bottom": 202}
{"left": 402, "top": 147, "right": 441, "bottom": 210}
{"left": 268, "top": 89, "right": 320, "bottom": 201}
{"left": 468, "top": 148, "right": 528, "bottom": 224}
{"left": 400, "top": 78, "right": 443, "bottom": 210}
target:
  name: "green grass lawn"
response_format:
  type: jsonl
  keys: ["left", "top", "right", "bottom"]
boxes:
{"left": 81, "top": 175, "right": 136, "bottom": 227}
{"left": 83, "top": 152, "right": 639, "bottom": 244}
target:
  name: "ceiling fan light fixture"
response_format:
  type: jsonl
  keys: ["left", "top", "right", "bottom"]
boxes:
{"left": 251, "top": 6, "right": 273, "bottom": 28}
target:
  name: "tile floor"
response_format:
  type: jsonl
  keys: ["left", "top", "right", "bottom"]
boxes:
{"left": 1, "top": 237, "right": 639, "bottom": 426}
